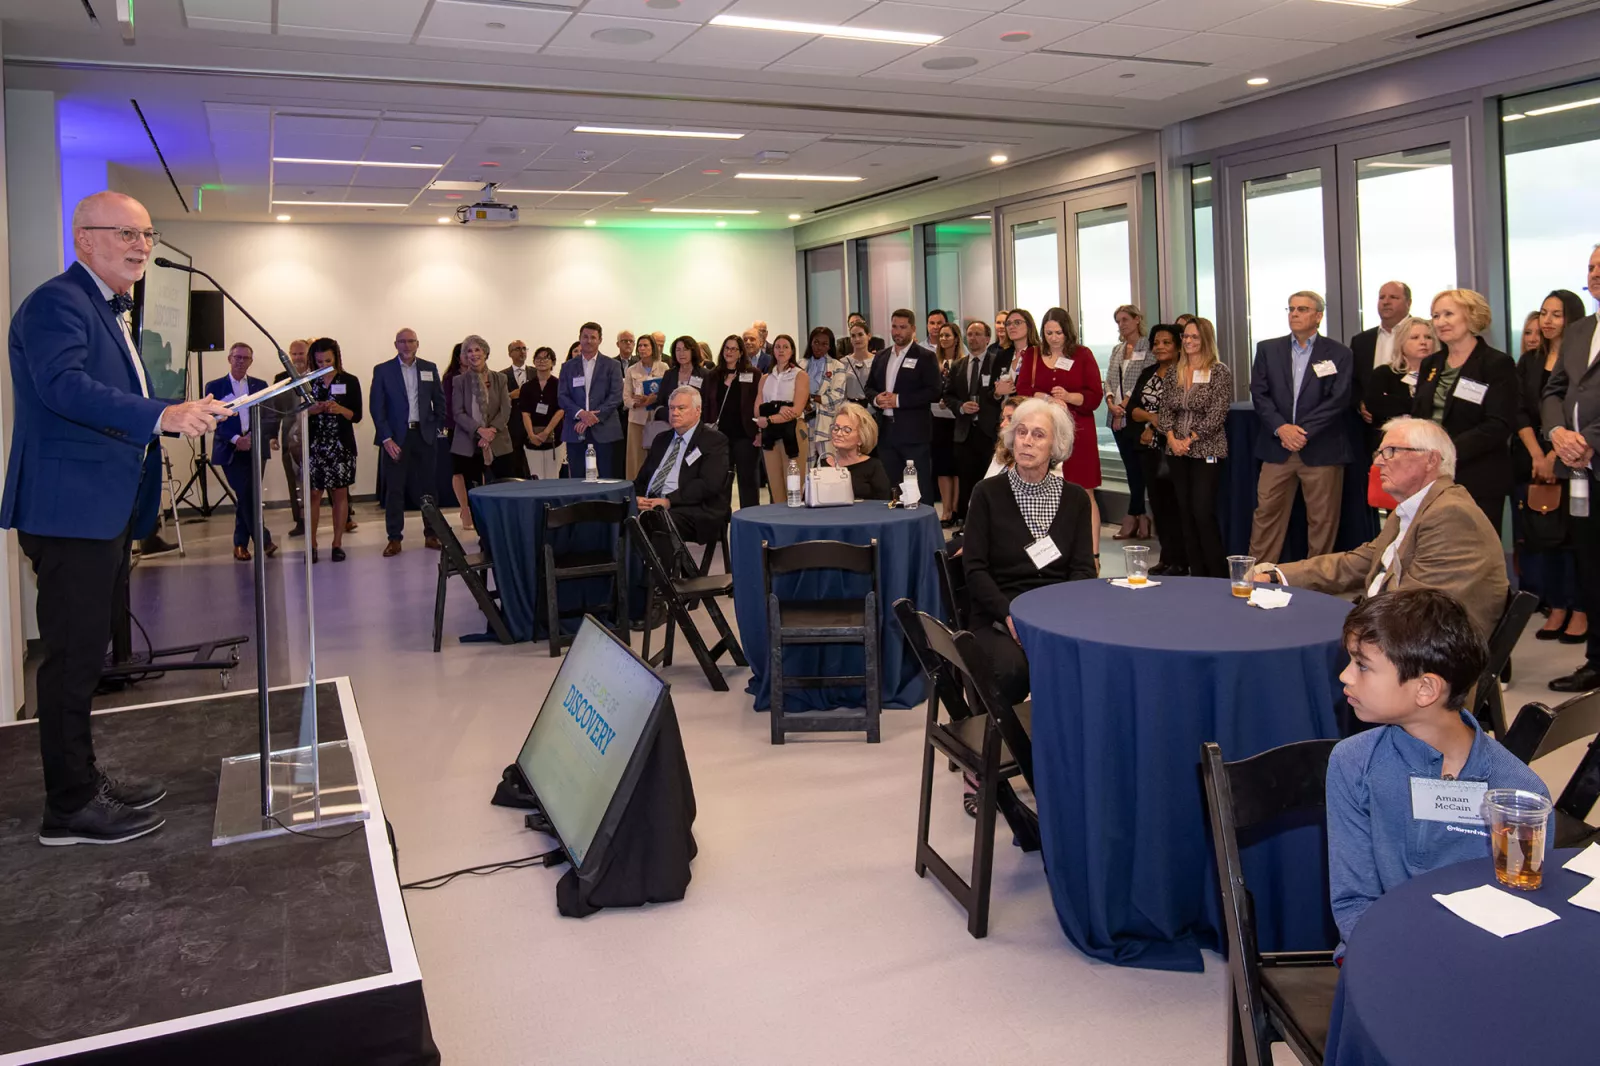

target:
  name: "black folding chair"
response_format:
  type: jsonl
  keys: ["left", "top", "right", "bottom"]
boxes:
{"left": 626, "top": 514, "right": 747, "bottom": 691}
{"left": 541, "top": 499, "right": 630, "bottom": 658}
{"left": 692, "top": 468, "right": 735, "bottom": 577}
{"left": 897, "top": 601, "right": 1036, "bottom": 939}
{"left": 934, "top": 549, "right": 968, "bottom": 631}
{"left": 1201, "top": 739, "right": 1340, "bottom": 1066}
{"left": 1473, "top": 589, "right": 1538, "bottom": 736}
{"left": 1502, "top": 691, "right": 1600, "bottom": 848}
{"left": 421, "top": 495, "right": 512, "bottom": 652}
{"left": 763, "top": 539, "right": 881, "bottom": 744}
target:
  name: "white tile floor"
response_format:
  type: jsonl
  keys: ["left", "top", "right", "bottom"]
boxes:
{"left": 116, "top": 502, "right": 1589, "bottom": 1065}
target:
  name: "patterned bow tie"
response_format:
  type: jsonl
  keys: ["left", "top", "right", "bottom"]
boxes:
{"left": 108, "top": 293, "right": 135, "bottom": 315}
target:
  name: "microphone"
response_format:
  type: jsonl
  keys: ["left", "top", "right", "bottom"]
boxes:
{"left": 159, "top": 259, "right": 315, "bottom": 406}
{"left": 153, "top": 257, "right": 192, "bottom": 271}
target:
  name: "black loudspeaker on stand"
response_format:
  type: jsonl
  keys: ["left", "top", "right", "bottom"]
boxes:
{"left": 173, "top": 290, "right": 232, "bottom": 517}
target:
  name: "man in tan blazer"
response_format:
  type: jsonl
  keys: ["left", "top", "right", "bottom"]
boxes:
{"left": 1265, "top": 417, "right": 1507, "bottom": 638}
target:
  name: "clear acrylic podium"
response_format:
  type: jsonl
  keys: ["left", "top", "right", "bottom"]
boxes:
{"left": 211, "top": 366, "right": 372, "bottom": 845}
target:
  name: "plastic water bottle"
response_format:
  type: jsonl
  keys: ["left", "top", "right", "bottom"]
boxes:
{"left": 1573, "top": 475, "right": 1590, "bottom": 517}
{"left": 786, "top": 459, "right": 803, "bottom": 508}
{"left": 903, "top": 460, "right": 919, "bottom": 508}
{"left": 585, "top": 444, "right": 598, "bottom": 482}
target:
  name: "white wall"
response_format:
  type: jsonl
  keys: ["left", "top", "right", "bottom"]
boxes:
{"left": 156, "top": 219, "right": 799, "bottom": 500}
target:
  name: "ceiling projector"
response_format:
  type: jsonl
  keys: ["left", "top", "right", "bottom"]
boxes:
{"left": 456, "top": 200, "right": 518, "bottom": 226}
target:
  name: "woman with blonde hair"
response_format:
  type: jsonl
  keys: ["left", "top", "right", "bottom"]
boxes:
{"left": 1107, "top": 303, "right": 1153, "bottom": 539}
{"left": 623, "top": 331, "right": 666, "bottom": 479}
{"left": 449, "top": 333, "right": 514, "bottom": 530}
{"left": 821, "top": 402, "right": 892, "bottom": 500}
{"left": 1158, "top": 317, "right": 1231, "bottom": 577}
{"left": 1362, "top": 315, "right": 1434, "bottom": 453}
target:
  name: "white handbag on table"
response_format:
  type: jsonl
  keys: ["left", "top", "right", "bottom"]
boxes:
{"left": 806, "top": 464, "right": 854, "bottom": 507}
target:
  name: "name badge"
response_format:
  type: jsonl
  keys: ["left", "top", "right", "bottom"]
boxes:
{"left": 1410, "top": 777, "right": 1488, "bottom": 825}
{"left": 1063, "top": 358, "right": 1074, "bottom": 372}
{"left": 689, "top": 376, "right": 703, "bottom": 388}
{"left": 739, "top": 372, "right": 755, "bottom": 383}
{"left": 331, "top": 383, "right": 346, "bottom": 395}
{"left": 903, "top": 359, "right": 918, "bottom": 369}
{"left": 685, "top": 448, "right": 702, "bottom": 467}
{"left": 981, "top": 374, "right": 991, "bottom": 387}
{"left": 420, "top": 370, "right": 435, "bottom": 382}
{"left": 1454, "top": 377, "right": 1488, "bottom": 405}
{"left": 1312, "top": 360, "right": 1337, "bottom": 378}
{"left": 1025, "top": 536, "right": 1062, "bottom": 570}
{"left": 535, "top": 402, "right": 549, "bottom": 415}
{"left": 573, "top": 375, "right": 585, "bottom": 387}
{"left": 1193, "top": 368, "right": 1211, "bottom": 385}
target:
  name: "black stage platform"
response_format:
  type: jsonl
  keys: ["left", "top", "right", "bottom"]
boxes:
{"left": 0, "top": 682, "right": 439, "bottom": 1065}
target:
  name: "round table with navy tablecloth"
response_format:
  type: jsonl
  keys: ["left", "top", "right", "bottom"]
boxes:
{"left": 1011, "top": 575, "right": 1352, "bottom": 971}
{"left": 468, "top": 479, "right": 635, "bottom": 643}
{"left": 1326, "top": 851, "right": 1594, "bottom": 1066}
{"left": 730, "top": 502, "right": 943, "bottom": 712}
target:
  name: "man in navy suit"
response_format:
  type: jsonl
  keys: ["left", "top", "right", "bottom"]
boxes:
{"left": 2, "top": 191, "right": 229, "bottom": 845}
{"left": 557, "top": 321, "right": 624, "bottom": 479}
{"left": 371, "top": 326, "right": 446, "bottom": 556}
{"left": 866, "top": 307, "right": 941, "bottom": 505}
{"left": 204, "top": 342, "right": 276, "bottom": 561}
{"left": 1248, "top": 290, "right": 1355, "bottom": 563}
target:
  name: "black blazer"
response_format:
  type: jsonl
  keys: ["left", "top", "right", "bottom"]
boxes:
{"left": 653, "top": 363, "right": 709, "bottom": 423}
{"left": 1363, "top": 364, "right": 1418, "bottom": 452}
{"left": 1349, "top": 327, "right": 1378, "bottom": 410}
{"left": 865, "top": 342, "right": 941, "bottom": 446}
{"left": 825, "top": 455, "right": 892, "bottom": 500}
{"left": 310, "top": 370, "right": 364, "bottom": 455}
{"left": 709, "top": 366, "right": 759, "bottom": 441}
{"left": 1412, "top": 339, "right": 1518, "bottom": 512}
{"left": 944, "top": 354, "right": 982, "bottom": 444}
{"left": 502, "top": 366, "right": 532, "bottom": 445}
{"left": 962, "top": 473, "right": 1097, "bottom": 630}
{"left": 633, "top": 423, "right": 731, "bottom": 521}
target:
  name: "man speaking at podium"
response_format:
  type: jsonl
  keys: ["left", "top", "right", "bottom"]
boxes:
{"left": 1, "top": 191, "right": 230, "bottom": 846}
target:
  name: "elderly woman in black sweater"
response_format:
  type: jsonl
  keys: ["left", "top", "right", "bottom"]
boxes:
{"left": 963, "top": 397, "right": 1098, "bottom": 704}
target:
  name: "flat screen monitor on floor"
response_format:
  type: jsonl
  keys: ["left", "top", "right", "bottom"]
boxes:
{"left": 515, "top": 617, "right": 667, "bottom": 872}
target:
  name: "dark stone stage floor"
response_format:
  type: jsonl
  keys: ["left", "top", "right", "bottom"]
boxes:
{"left": 0, "top": 684, "right": 394, "bottom": 1058}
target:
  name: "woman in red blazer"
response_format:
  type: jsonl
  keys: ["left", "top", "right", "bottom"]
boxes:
{"left": 1014, "top": 306, "right": 1104, "bottom": 492}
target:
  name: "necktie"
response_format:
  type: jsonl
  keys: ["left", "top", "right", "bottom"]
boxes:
{"left": 649, "top": 434, "right": 683, "bottom": 497}
{"left": 108, "top": 292, "right": 135, "bottom": 315}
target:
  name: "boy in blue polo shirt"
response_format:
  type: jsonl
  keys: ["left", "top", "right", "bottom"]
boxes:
{"left": 1327, "top": 589, "right": 1550, "bottom": 952}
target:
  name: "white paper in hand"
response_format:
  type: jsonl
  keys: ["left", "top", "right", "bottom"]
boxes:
{"left": 1248, "top": 587, "right": 1293, "bottom": 609}
{"left": 1432, "top": 884, "right": 1560, "bottom": 937}
{"left": 1563, "top": 842, "right": 1600, "bottom": 880}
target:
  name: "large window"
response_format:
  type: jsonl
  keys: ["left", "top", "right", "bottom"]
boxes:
{"left": 924, "top": 216, "right": 995, "bottom": 327}
{"left": 855, "top": 230, "right": 913, "bottom": 335}
{"left": 1075, "top": 204, "right": 1132, "bottom": 364}
{"left": 805, "top": 244, "right": 846, "bottom": 336}
{"left": 1242, "top": 167, "right": 1327, "bottom": 353}
{"left": 1190, "top": 164, "right": 1216, "bottom": 324}
{"left": 1354, "top": 145, "right": 1456, "bottom": 330}
{"left": 1010, "top": 216, "right": 1060, "bottom": 323}
{"left": 1503, "top": 78, "right": 1600, "bottom": 321}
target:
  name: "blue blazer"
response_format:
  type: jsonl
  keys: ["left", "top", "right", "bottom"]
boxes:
{"left": 205, "top": 374, "right": 268, "bottom": 467}
{"left": 1249, "top": 334, "right": 1354, "bottom": 467}
{"left": 1, "top": 262, "right": 168, "bottom": 539}
{"left": 370, "top": 355, "right": 445, "bottom": 445}
{"left": 558, "top": 355, "right": 624, "bottom": 445}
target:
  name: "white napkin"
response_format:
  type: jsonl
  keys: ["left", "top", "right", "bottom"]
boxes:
{"left": 1248, "top": 587, "right": 1293, "bottom": 609}
{"left": 1109, "top": 578, "right": 1161, "bottom": 590}
{"left": 1569, "top": 878, "right": 1600, "bottom": 913}
{"left": 1432, "top": 884, "right": 1560, "bottom": 937}
{"left": 899, "top": 479, "right": 921, "bottom": 506}
{"left": 1563, "top": 842, "right": 1600, "bottom": 880}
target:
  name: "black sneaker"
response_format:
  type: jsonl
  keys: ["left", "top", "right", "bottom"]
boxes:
{"left": 288, "top": 523, "right": 306, "bottom": 538}
{"left": 137, "top": 533, "right": 178, "bottom": 556}
{"left": 39, "top": 786, "right": 165, "bottom": 846}
{"left": 98, "top": 768, "right": 166, "bottom": 810}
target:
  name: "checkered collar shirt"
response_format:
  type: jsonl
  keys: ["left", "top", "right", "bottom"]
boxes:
{"left": 1007, "top": 467, "right": 1063, "bottom": 541}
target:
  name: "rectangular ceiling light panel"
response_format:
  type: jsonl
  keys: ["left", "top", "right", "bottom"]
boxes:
{"left": 708, "top": 14, "right": 942, "bottom": 46}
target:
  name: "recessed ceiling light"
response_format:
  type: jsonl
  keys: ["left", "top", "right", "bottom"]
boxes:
{"left": 591, "top": 27, "right": 655, "bottom": 45}
{"left": 584, "top": 219, "right": 597, "bottom": 226}
{"left": 708, "top": 14, "right": 942, "bottom": 46}
{"left": 989, "top": 154, "right": 1008, "bottom": 164}
{"left": 702, "top": 169, "right": 722, "bottom": 175}
{"left": 715, "top": 220, "right": 728, "bottom": 227}
{"left": 275, "top": 214, "right": 291, "bottom": 222}
{"left": 788, "top": 213, "right": 802, "bottom": 221}
{"left": 999, "top": 31, "right": 1032, "bottom": 44}
{"left": 574, "top": 125, "right": 744, "bottom": 140}
{"left": 411, "top": 145, "right": 424, "bottom": 151}
{"left": 274, "top": 157, "right": 441, "bottom": 168}
{"left": 445, "top": 194, "right": 463, "bottom": 200}
{"left": 437, "top": 216, "right": 450, "bottom": 224}
{"left": 479, "top": 161, "right": 501, "bottom": 168}
{"left": 500, "top": 188, "right": 629, "bottom": 196}
{"left": 1119, "top": 72, "right": 1137, "bottom": 79}
{"left": 272, "top": 200, "right": 409, "bottom": 207}
{"left": 1309, "top": 0, "right": 1414, "bottom": 6}
{"left": 734, "top": 173, "right": 863, "bottom": 182}
{"left": 922, "top": 56, "right": 979, "bottom": 71}
{"left": 1247, "top": 77, "right": 1270, "bottom": 86}
{"left": 651, "top": 207, "right": 760, "bottom": 215}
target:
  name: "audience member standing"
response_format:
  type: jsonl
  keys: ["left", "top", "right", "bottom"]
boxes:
{"left": 743, "top": 328, "right": 772, "bottom": 374}
{"left": 931, "top": 322, "right": 962, "bottom": 525}
{"left": 1350, "top": 281, "right": 1413, "bottom": 419}
{"left": 558, "top": 321, "right": 624, "bottom": 479}
{"left": 304, "top": 337, "right": 361, "bottom": 563}
{"left": 624, "top": 333, "right": 665, "bottom": 480}
{"left": 1520, "top": 310, "right": 1542, "bottom": 357}
{"left": 207, "top": 342, "right": 276, "bottom": 561}
{"left": 1363, "top": 316, "right": 1434, "bottom": 454}
{"left": 1543, "top": 244, "right": 1600, "bottom": 693}
{"left": 867, "top": 308, "right": 940, "bottom": 504}
{"left": 925, "top": 310, "right": 949, "bottom": 353}
{"left": 1516, "top": 290, "right": 1588, "bottom": 642}
{"left": 803, "top": 326, "right": 848, "bottom": 461}
{"left": 1106, "top": 305, "right": 1152, "bottom": 540}
{"left": 615, "top": 330, "right": 636, "bottom": 367}
{"left": 501, "top": 339, "right": 532, "bottom": 478}
{"left": 843, "top": 321, "right": 876, "bottom": 400}
{"left": 756, "top": 334, "right": 810, "bottom": 499}
{"left": 273, "top": 338, "right": 310, "bottom": 537}
{"left": 1017, "top": 307, "right": 1103, "bottom": 495}
{"left": 1411, "top": 289, "right": 1517, "bottom": 527}
{"left": 519, "top": 346, "right": 564, "bottom": 480}
{"left": 946, "top": 318, "right": 1007, "bottom": 520}
{"left": 753, "top": 320, "right": 774, "bottom": 366}
{"left": 1129, "top": 324, "right": 1185, "bottom": 575}
{"left": 1160, "top": 318, "right": 1232, "bottom": 577}
{"left": 1248, "top": 291, "right": 1354, "bottom": 563}
{"left": 657, "top": 335, "right": 707, "bottom": 426}
{"left": 710, "top": 334, "right": 762, "bottom": 510}
{"left": 372, "top": 327, "right": 445, "bottom": 556}
{"left": 450, "top": 335, "right": 515, "bottom": 527}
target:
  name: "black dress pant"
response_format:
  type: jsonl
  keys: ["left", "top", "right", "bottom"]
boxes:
{"left": 1168, "top": 455, "right": 1225, "bottom": 578}
{"left": 971, "top": 620, "right": 1030, "bottom": 707}
{"left": 728, "top": 435, "right": 762, "bottom": 511}
{"left": 1573, "top": 513, "right": 1600, "bottom": 667}
{"left": 954, "top": 432, "right": 993, "bottom": 520}
{"left": 221, "top": 450, "right": 271, "bottom": 550}
{"left": 382, "top": 427, "right": 434, "bottom": 541}
{"left": 279, "top": 430, "right": 303, "bottom": 525}
{"left": 1138, "top": 449, "right": 1187, "bottom": 572}
{"left": 19, "top": 529, "right": 131, "bottom": 811}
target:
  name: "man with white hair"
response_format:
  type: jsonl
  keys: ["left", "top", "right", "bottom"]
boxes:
{"left": 634, "top": 386, "right": 731, "bottom": 565}
{"left": 1265, "top": 416, "right": 1507, "bottom": 638}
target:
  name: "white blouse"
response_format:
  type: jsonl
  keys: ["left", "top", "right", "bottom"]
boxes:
{"left": 761, "top": 365, "right": 800, "bottom": 405}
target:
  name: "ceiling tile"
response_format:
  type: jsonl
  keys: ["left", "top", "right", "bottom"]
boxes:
{"left": 1051, "top": 22, "right": 1191, "bottom": 56}
{"left": 968, "top": 51, "right": 1109, "bottom": 85}
{"left": 541, "top": 12, "right": 703, "bottom": 59}
{"left": 471, "top": 117, "right": 579, "bottom": 144}
{"left": 937, "top": 12, "right": 1099, "bottom": 52}
{"left": 1113, "top": 64, "right": 1244, "bottom": 100}
{"left": 861, "top": 43, "right": 1015, "bottom": 82}
{"left": 273, "top": 162, "right": 358, "bottom": 186}
{"left": 1211, "top": 0, "right": 1421, "bottom": 44}
{"left": 373, "top": 117, "right": 477, "bottom": 141}
{"left": 656, "top": 25, "right": 809, "bottom": 70}
{"left": 1004, "top": 0, "right": 1149, "bottom": 18}
{"left": 766, "top": 37, "right": 920, "bottom": 75}
{"left": 611, "top": 147, "right": 714, "bottom": 170}
{"left": 580, "top": 0, "right": 734, "bottom": 21}
{"left": 1140, "top": 32, "right": 1325, "bottom": 66}
{"left": 1113, "top": 0, "right": 1281, "bottom": 33}
{"left": 570, "top": 171, "right": 654, "bottom": 190}
{"left": 503, "top": 171, "right": 599, "bottom": 188}
{"left": 271, "top": 134, "right": 376, "bottom": 160}
{"left": 364, "top": 136, "right": 466, "bottom": 162}
{"left": 1049, "top": 58, "right": 1180, "bottom": 96}
{"left": 273, "top": 114, "right": 378, "bottom": 137}
{"left": 899, "top": 0, "right": 1014, "bottom": 9}
{"left": 204, "top": 102, "right": 270, "bottom": 133}
{"left": 842, "top": 3, "right": 990, "bottom": 36}
{"left": 186, "top": 17, "right": 272, "bottom": 33}
{"left": 417, "top": 1, "right": 571, "bottom": 52}
{"left": 719, "top": 0, "right": 874, "bottom": 22}
{"left": 277, "top": 0, "right": 431, "bottom": 42}
{"left": 183, "top": 0, "right": 270, "bottom": 19}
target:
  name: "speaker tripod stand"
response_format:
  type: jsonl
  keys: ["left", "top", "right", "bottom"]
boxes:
{"left": 173, "top": 436, "right": 234, "bottom": 518}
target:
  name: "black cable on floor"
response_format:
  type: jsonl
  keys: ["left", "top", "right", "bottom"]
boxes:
{"left": 400, "top": 849, "right": 566, "bottom": 892}
{"left": 267, "top": 813, "right": 368, "bottom": 841}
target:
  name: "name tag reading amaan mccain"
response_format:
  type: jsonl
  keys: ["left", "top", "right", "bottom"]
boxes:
{"left": 1454, "top": 378, "right": 1489, "bottom": 405}
{"left": 1025, "top": 536, "right": 1062, "bottom": 570}
{"left": 1410, "top": 777, "right": 1489, "bottom": 825}
{"left": 1313, "top": 360, "right": 1337, "bottom": 378}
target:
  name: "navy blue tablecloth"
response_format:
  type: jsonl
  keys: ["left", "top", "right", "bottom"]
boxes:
{"left": 1327, "top": 851, "right": 1592, "bottom": 1065}
{"left": 730, "top": 502, "right": 943, "bottom": 711}
{"left": 1012, "top": 576, "right": 1351, "bottom": 970}
{"left": 1222, "top": 403, "right": 1376, "bottom": 560}
{"left": 469, "top": 479, "right": 634, "bottom": 643}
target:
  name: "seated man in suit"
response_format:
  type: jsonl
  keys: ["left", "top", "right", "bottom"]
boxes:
{"left": 205, "top": 342, "right": 276, "bottom": 561}
{"left": 558, "top": 321, "right": 625, "bottom": 479}
{"left": 1261, "top": 417, "right": 1508, "bottom": 639}
{"left": 635, "top": 386, "right": 731, "bottom": 566}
